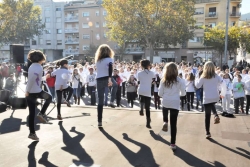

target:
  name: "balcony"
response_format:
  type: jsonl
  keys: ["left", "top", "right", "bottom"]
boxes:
{"left": 64, "top": 49, "right": 79, "bottom": 55}
{"left": 65, "top": 16, "right": 78, "bottom": 22}
{"left": 65, "top": 38, "right": 79, "bottom": 44}
{"left": 195, "top": 0, "right": 220, "bottom": 4}
{"left": 65, "top": 28, "right": 79, "bottom": 33}
{"left": 231, "top": 0, "right": 242, "bottom": 2}
{"left": 125, "top": 47, "right": 144, "bottom": 54}
{"left": 205, "top": 13, "right": 218, "bottom": 19}
{"left": 230, "top": 12, "right": 241, "bottom": 17}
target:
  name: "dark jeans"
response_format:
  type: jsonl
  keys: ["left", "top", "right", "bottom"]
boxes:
{"left": 48, "top": 87, "right": 55, "bottom": 99}
{"left": 246, "top": 95, "right": 250, "bottom": 114}
{"left": 26, "top": 91, "right": 52, "bottom": 133}
{"left": 56, "top": 86, "right": 73, "bottom": 115}
{"left": 204, "top": 103, "right": 217, "bottom": 134}
{"left": 88, "top": 86, "right": 96, "bottom": 105}
{"left": 110, "top": 77, "right": 118, "bottom": 103}
{"left": 154, "top": 92, "right": 160, "bottom": 107}
{"left": 234, "top": 97, "right": 244, "bottom": 113}
{"left": 127, "top": 92, "right": 135, "bottom": 107}
{"left": 162, "top": 107, "right": 179, "bottom": 144}
{"left": 116, "top": 86, "right": 121, "bottom": 106}
{"left": 97, "top": 78, "right": 108, "bottom": 122}
{"left": 139, "top": 95, "right": 151, "bottom": 118}
{"left": 180, "top": 96, "right": 186, "bottom": 109}
{"left": 186, "top": 92, "right": 194, "bottom": 110}
{"left": 122, "top": 82, "right": 126, "bottom": 97}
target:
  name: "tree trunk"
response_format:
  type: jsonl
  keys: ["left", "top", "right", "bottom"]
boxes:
{"left": 145, "top": 45, "right": 154, "bottom": 63}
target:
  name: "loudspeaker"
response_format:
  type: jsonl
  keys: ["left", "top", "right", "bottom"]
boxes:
{"left": 10, "top": 44, "right": 24, "bottom": 64}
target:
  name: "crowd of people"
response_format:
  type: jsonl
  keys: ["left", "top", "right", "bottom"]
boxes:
{"left": 1, "top": 45, "right": 249, "bottom": 151}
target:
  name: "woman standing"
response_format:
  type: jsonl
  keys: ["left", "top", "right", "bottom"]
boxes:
{"left": 126, "top": 75, "right": 137, "bottom": 108}
{"left": 138, "top": 59, "right": 155, "bottom": 128}
{"left": 185, "top": 73, "right": 196, "bottom": 111}
{"left": 72, "top": 68, "right": 83, "bottom": 105}
{"left": 195, "top": 61, "right": 222, "bottom": 139}
{"left": 25, "top": 50, "right": 52, "bottom": 141}
{"left": 158, "top": 62, "right": 185, "bottom": 150}
{"left": 95, "top": 44, "right": 114, "bottom": 126}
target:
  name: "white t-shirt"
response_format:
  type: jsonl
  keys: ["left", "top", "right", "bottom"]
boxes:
{"left": 137, "top": 70, "right": 155, "bottom": 97}
{"left": 52, "top": 68, "right": 71, "bottom": 90}
{"left": 87, "top": 74, "right": 97, "bottom": 86}
{"left": 96, "top": 57, "right": 113, "bottom": 79}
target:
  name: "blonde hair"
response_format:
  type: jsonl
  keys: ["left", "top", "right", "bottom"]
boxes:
{"left": 201, "top": 61, "right": 215, "bottom": 79}
{"left": 95, "top": 44, "right": 114, "bottom": 63}
{"left": 161, "top": 62, "right": 178, "bottom": 87}
{"left": 128, "top": 74, "right": 135, "bottom": 83}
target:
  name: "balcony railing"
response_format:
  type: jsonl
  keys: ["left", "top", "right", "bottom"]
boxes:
{"left": 65, "top": 16, "right": 78, "bottom": 22}
{"left": 205, "top": 12, "right": 218, "bottom": 18}
{"left": 65, "top": 49, "right": 79, "bottom": 54}
{"left": 65, "top": 38, "right": 79, "bottom": 44}
{"left": 125, "top": 48, "right": 144, "bottom": 54}
{"left": 230, "top": 12, "right": 241, "bottom": 17}
{"left": 195, "top": 0, "right": 220, "bottom": 4}
{"left": 65, "top": 28, "right": 79, "bottom": 33}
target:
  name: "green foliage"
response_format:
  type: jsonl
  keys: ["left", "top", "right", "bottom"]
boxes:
{"left": 103, "top": 0, "right": 195, "bottom": 49}
{"left": 239, "top": 27, "right": 250, "bottom": 54}
{"left": 0, "top": 0, "right": 45, "bottom": 44}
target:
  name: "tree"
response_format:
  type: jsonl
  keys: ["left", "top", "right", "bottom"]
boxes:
{"left": 239, "top": 26, "right": 250, "bottom": 54}
{"left": 103, "top": 0, "right": 196, "bottom": 62}
{"left": 0, "top": 0, "right": 44, "bottom": 44}
{"left": 83, "top": 44, "right": 99, "bottom": 57}
{"left": 114, "top": 44, "right": 126, "bottom": 61}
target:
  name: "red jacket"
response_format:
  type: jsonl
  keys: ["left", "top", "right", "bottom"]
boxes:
{"left": 46, "top": 73, "right": 56, "bottom": 87}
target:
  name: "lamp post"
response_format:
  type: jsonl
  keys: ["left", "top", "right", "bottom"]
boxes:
{"left": 224, "top": 0, "right": 230, "bottom": 66}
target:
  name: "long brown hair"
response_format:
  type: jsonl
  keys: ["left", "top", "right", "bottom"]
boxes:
{"left": 95, "top": 44, "right": 114, "bottom": 63}
{"left": 201, "top": 61, "right": 215, "bottom": 79}
{"left": 161, "top": 62, "right": 178, "bottom": 87}
{"left": 186, "top": 73, "right": 195, "bottom": 81}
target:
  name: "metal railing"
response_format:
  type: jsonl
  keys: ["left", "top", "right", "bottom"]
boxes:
{"left": 65, "top": 49, "right": 79, "bottom": 54}
{"left": 205, "top": 12, "right": 218, "bottom": 18}
{"left": 65, "top": 28, "right": 79, "bottom": 33}
{"left": 195, "top": 0, "right": 220, "bottom": 4}
{"left": 230, "top": 12, "right": 241, "bottom": 17}
{"left": 65, "top": 16, "right": 78, "bottom": 22}
{"left": 65, "top": 38, "right": 79, "bottom": 44}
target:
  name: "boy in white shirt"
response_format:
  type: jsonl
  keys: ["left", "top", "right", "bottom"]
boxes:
{"left": 86, "top": 67, "right": 96, "bottom": 105}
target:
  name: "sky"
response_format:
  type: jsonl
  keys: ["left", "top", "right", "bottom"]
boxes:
{"left": 241, "top": 0, "right": 250, "bottom": 14}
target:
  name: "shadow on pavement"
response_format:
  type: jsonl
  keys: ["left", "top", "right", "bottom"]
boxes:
{"left": 0, "top": 110, "right": 23, "bottom": 134}
{"left": 99, "top": 127, "right": 159, "bottom": 167}
{"left": 47, "top": 113, "right": 91, "bottom": 121}
{"left": 38, "top": 151, "right": 58, "bottom": 167}
{"left": 208, "top": 139, "right": 250, "bottom": 159}
{"left": 149, "top": 130, "right": 226, "bottom": 167}
{"left": 58, "top": 121, "right": 94, "bottom": 166}
{"left": 28, "top": 141, "right": 39, "bottom": 167}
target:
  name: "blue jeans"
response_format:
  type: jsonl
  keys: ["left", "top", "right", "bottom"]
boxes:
{"left": 97, "top": 78, "right": 108, "bottom": 122}
{"left": 73, "top": 88, "right": 81, "bottom": 97}
{"left": 110, "top": 77, "right": 117, "bottom": 103}
{"left": 196, "top": 88, "right": 203, "bottom": 104}
{"left": 49, "top": 87, "right": 55, "bottom": 99}
{"left": 104, "top": 87, "right": 109, "bottom": 106}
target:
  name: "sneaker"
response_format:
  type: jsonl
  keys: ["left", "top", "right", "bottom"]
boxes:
{"left": 170, "top": 144, "right": 177, "bottom": 150}
{"left": 66, "top": 101, "right": 71, "bottom": 107}
{"left": 28, "top": 133, "right": 39, "bottom": 141}
{"left": 206, "top": 133, "right": 211, "bottom": 139}
{"left": 57, "top": 115, "right": 62, "bottom": 120}
{"left": 214, "top": 116, "right": 220, "bottom": 124}
{"left": 110, "top": 103, "right": 116, "bottom": 108}
{"left": 37, "top": 113, "right": 48, "bottom": 123}
{"left": 221, "top": 112, "right": 227, "bottom": 116}
{"left": 162, "top": 122, "right": 168, "bottom": 132}
{"left": 98, "top": 122, "right": 102, "bottom": 126}
{"left": 139, "top": 110, "right": 144, "bottom": 116}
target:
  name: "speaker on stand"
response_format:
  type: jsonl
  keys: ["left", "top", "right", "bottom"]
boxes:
{"left": 10, "top": 44, "right": 25, "bottom": 64}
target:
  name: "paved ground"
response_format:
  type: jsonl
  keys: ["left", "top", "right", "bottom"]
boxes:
{"left": 0, "top": 104, "right": 250, "bottom": 167}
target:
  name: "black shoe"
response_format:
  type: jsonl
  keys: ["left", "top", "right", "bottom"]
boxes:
{"left": 226, "top": 114, "right": 235, "bottom": 118}
{"left": 139, "top": 111, "right": 144, "bottom": 116}
{"left": 221, "top": 112, "right": 227, "bottom": 116}
{"left": 146, "top": 118, "right": 151, "bottom": 129}
{"left": 110, "top": 103, "right": 116, "bottom": 108}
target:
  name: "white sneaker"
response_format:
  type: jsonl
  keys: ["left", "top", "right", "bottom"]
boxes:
{"left": 170, "top": 144, "right": 177, "bottom": 150}
{"left": 37, "top": 113, "right": 47, "bottom": 123}
{"left": 162, "top": 122, "right": 168, "bottom": 132}
{"left": 28, "top": 133, "right": 39, "bottom": 141}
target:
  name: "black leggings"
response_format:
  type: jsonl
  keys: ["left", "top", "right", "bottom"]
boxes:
{"left": 246, "top": 95, "right": 250, "bottom": 114}
{"left": 26, "top": 91, "right": 52, "bottom": 133}
{"left": 162, "top": 107, "right": 179, "bottom": 144}
{"left": 56, "top": 86, "right": 73, "bottom": 115}
{"left": 140, "top": 95, "right": 151, "bottom": 118}
{"left": 186, "top": 92, "right": 194, "bottom": 110}
{"left": 127, "top": 92, "right": 135, "bottom": 107}
{"left": 122, "top": 82, "right": 126, "bottom": 97}
{"left": 204, "top": 103, "right": 218, "bottom": 134}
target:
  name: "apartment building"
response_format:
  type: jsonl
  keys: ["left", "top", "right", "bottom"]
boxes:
{"left": 63, "top": 0, "right": 117, "bottom": 60}
{"left": 30, "top": 0, "right": 66, "bottom": 62}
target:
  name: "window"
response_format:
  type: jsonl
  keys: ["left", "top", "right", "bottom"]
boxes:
{"left": 45, "top": 29, "right": 51, "bottom": 34}
{"left": 103, "top": 33, "right": 107, "bottom": 38}
{"left": 103, "top": 21, "right": 106, "bottom": 27}
{"left": 103, "top": 10, "right": 107, "bottom": 16}
{"left": 39, "top": 38, "right": 43, "bottom": 45}
{"left": 208, "top": 7, "right": 216, "bottom": 17}
{"left": 82, "top": 34, "right": 90, "bottom": 39}
{"left": 231, "top": 21, "right": 236, "bottom": 26}
{"left": 95, "top": 22, "right": 99, "bottom": 27}
{"left": 46, "top": 40, "right": 51, "bottom": 45}
{"left": 208, "top": 22, "right": 216, "bottom": 28}
{"left": 82, "top": 23, "right": 89, "bottom": 28}
{"left": 57, "top": 40, "right": 62, "bottom": 45}
{"left": 195, "top": 22, "right": 203, "bottom": 29}
{"left": 31, "top": 40, "right": 36, "bottom": 45}
{"left": 189, "top": 37, "right": 203, "bottom": 43}
{"left": 96, "top": 34, "right": 100, "bottom": 40}
{"left": 82, "top": 12, "right": 90, "bottom": 17}
{"left": 194, "top": 8, "right": 204, "bottom": 15}
{"left": 45, "top": 7, "right": 50, "bottom": 11}
{"left": 45, "top": 17, "right": 50, "bottom": 23}
{"left": 56, "top": 8, "right": 61, "bottom": 11}
{"left": 96, "top": 11, "right": 99, "bottom": 16}
{"left": 56, "top": 17, "right": 61, "bottom": 22}
{"left": 83, "top": 45, "right": 90, "bottom": 50}
{"left": 57, "top": 29, "right": 62, "bottom": 34}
